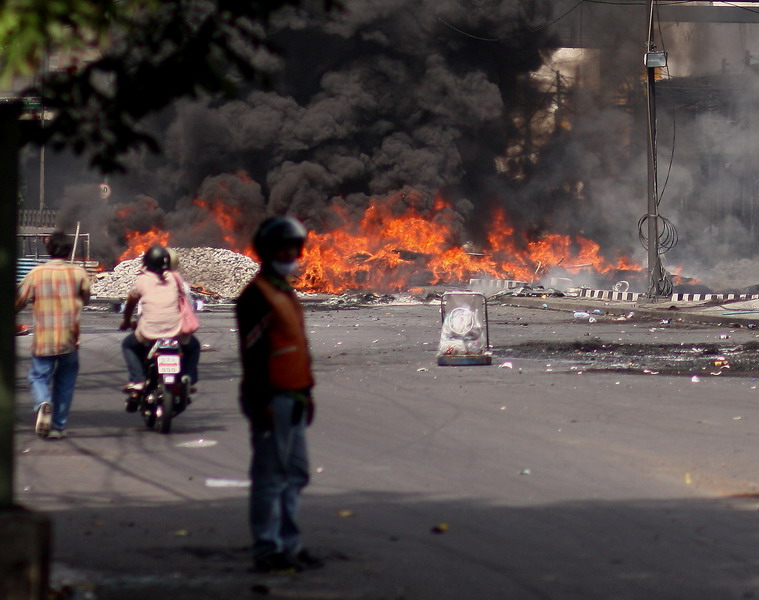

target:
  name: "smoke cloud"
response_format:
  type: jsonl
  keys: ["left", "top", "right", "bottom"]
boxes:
{"left": 27, "top": 0, "right": 759, "bottom": 291}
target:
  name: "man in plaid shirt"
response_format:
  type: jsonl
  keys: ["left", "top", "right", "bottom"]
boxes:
{"left": 16, "top": 231, "right": 91, "bottom": 439}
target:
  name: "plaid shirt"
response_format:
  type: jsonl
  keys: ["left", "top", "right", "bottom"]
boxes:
{"left": 16, "top": 259, "right": 91, "bottom": 356}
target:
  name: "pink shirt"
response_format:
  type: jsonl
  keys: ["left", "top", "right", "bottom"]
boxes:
{"left": 128, "top": 270, "right": 183, "bottom": 341}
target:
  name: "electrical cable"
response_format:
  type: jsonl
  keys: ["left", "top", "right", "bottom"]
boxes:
{"left": 583, "top": 1, "right": 695, "bottom": 5}
{"left": 721, "top": 1, "right": 759, "bottom": 15}
{"left": 655, "top": 1, "right": 677, "bottom": 207}
{"left": 436, "top": 0, "right": 584, "bottom": 42}
{"left": 637, "top": 214, "right": 678, "bottom": 253}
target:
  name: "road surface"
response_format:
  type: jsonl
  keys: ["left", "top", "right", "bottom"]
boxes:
{"left": 14, "top": 300, "right": 759, "bottom": 599}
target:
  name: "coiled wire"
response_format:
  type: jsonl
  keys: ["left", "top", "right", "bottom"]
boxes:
{"left": 637, "top": 213, "right": 678, "bottom": 297}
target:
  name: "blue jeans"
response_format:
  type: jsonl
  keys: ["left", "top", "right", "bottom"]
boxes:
{"left": 248, "top": 392, "right": 310, "bottom": 559}
{"left": 29, "top": 352, "right": 80, "bottom": 431}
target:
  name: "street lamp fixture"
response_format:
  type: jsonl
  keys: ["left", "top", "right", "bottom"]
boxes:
{"left": 644, "top": 51, "right": 668, "bottom": 68}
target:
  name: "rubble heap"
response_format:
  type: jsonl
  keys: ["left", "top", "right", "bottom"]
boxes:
{"left": 92, "top": 247, "right": 260, "bottom": 300}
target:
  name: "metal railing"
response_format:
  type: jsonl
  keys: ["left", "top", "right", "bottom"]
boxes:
{"left": 18, "top": 209, "right": 57, "bottom": 229}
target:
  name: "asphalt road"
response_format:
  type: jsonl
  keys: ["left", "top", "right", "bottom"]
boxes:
{"left": 14, "top": 300, "right": 759, "bottom": 600}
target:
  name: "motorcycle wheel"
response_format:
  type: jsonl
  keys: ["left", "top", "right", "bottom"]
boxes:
{"left": 142, "top": 393, "right": 157, "bottom": 429}
{"left": 156, "top": 383, "right": 174, "bottom": 434}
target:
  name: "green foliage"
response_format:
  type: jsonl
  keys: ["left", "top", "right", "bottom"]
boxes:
{"left": 1, "top": 0, "right": 339, "bottom": 172}
{"left": 0, "top": 0, "right": 161, "bottom": 79}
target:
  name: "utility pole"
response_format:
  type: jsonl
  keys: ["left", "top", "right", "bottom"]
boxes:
{"left": 0, "top": 102, "right": 51, "bottom": 600}
{"left": 0, "top": 103, "right": 19, "bottom": 510}
{"left": 645, "top": 0, "right": 663, "bottom": 300}
{"left": 38, "top": 48, "right": 48, "bottom": 211}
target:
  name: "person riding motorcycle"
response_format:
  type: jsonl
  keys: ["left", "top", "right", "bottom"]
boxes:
{"left": 119, "top": 244, "right": 200, "bottom": 392}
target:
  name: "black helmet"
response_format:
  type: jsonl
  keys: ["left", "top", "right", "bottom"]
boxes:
{"left": 253, "top": 216, "right": 307, "bottom": 261}
{"left": 143, "top": 244, "right": 171, "bottom": 275}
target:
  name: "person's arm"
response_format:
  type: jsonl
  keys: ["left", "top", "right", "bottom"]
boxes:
{"left": 80, "top": 271, "right": 91, "bottom": 306}
{"left": 236, "top": 285, "right": 273, "bottom": 426}
{"left": 14, "top": 274, "right": 33, "bottom": 313}
{"left": 119, "top": 293, "right": 140, "bottom": 331}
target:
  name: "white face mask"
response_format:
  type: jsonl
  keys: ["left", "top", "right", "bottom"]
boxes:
{"left": 271, "top": 260, "right": 298, "bottom": 277}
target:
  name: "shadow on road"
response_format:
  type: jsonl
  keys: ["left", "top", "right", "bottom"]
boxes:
{"left": 38, "top": 488, "right": 759, "bottom": 600}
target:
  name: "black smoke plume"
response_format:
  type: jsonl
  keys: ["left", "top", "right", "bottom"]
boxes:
{"left": 32, "top": 1, "right": 759, "bottom": 290}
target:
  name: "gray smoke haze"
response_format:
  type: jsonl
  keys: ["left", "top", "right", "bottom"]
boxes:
{"left": 29, "top": 0, "right": 759, "bottom": 291}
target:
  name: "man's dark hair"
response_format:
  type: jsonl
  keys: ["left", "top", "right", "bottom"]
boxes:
{"left": 46, "top": 231, "right": 73, "bottom": 259}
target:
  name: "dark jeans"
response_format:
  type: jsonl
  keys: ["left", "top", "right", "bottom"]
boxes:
{"left": 122, "top": 333, "right": 200, "bottom": 384}
{"left": 248, "top": 392, "right": 309, "bottom": 559}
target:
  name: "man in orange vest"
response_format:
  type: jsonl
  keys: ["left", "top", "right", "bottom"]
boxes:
{"left": 236, "top": 216, "right": 321, "bottom": 574}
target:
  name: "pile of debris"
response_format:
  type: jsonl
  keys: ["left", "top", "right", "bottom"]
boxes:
{"left": 91, "top": 247, "right": 260, "bottom": 300}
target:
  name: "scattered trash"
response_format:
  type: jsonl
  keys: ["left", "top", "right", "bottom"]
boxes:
{"left": 177, "top": 438, "right": 218, "bottom": 448}
{"left": 720, "top": 334, "right": 730, "bottom": 340}
{"left": 498, "top": 361, "right": 513, "bottom": 369}
{"left": 643, "top": 369, "right": 659, "bottom": 375}
{"left": 734, "top": 416, "right": 743, "bottom": 421}
{"left": 519, "top": 468, "right": 531, "bottom": 475}
{"left": 592, "top": 309, "right": 603, "bottom": 315}
{"left": 691, "top": 376, "right": 701, "bottom": 383}
{"left": 205, "top": 478, "right": 250, "bottom": 488}
{"left": 316, "top": 467, "right": 324, "bottom": 474}
{"left": 573, "top": 311, "right": 590, "bottom": 319}
{"left": 588, "top": 316, "right": 597, "bottom": 324}
{"left": 417, "top": 367, "right": 429, "bottom": 372}
{"left": 431, "top": 523, "right": 449, "bottom": 534}
{"left": 660, "top": 319, "right": 671, "bottom": 325}
{"left": 541, "top": 303, "right": 548, "bottom": 309}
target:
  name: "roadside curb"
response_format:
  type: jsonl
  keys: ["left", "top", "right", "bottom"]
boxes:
{"left": 493, "top": 294, "right": 759, "bottom": 328}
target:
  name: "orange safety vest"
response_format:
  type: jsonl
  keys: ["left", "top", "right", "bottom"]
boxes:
{"left": 254, "top": 276, "right": 314, "bottom": 391}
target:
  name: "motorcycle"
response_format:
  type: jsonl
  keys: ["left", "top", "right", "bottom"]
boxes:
{"left": 124, "top": 337, "right": 192, "bottom": 434}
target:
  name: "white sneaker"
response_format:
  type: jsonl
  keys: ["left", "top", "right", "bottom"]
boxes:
{"left": 35, "top": 403, "right": 52, "bottom": 438}
{"left": 47, "top": 429, "right": 66, "bottom": 440}
{"left": 123, "top": 382, "right": 145, "bottom": 392}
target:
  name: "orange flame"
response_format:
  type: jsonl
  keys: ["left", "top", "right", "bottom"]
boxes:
{"left": 192, "top": 197, "right": 241, "bottom": 248}
{"left": 118, "top": 227, "right": 171, "bottom": 262}
{"left": 116, "top": 190, "right": 642, "bottom": 294}
{"left": 291, "top": 195, "right": 641, "bottom": 293}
